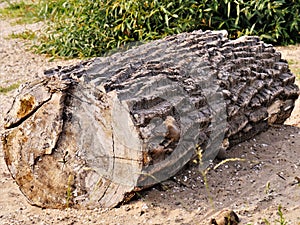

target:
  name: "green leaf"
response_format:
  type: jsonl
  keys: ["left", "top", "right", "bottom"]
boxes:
{"left": 3, "top": 0, "right": 299, "bottom": 58}
{"left": 227, "top": 2, "right": 231, "bottom": 18}
{"left": 165, "top": 14, "right": 169, "bottom": 27}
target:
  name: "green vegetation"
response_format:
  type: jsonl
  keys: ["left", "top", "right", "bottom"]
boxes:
{"left": 246, "top": 205, "right": 291, "bottom": 225}
{"left": 8, "top": 30, "right": 36, "bottom": 40}
{"left": 265, "top": 181, "right": 271, "bottom": 194}
{"left": 1, "top": 0, "right": 300, "bottom": 58}
{"left": 0, "top": 0, "right": 40, "bottom": 24}
{"left": 275, "top": 205, "right": 288, "bottom": 225}
{"left": 261, "top": 205, "right": 288, "bottom": 225}
{"left": 0, "top": 83, "right": 20, "bottom": 94}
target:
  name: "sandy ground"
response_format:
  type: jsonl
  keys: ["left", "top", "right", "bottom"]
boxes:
{"left": 0, "top": 15, "right": 300, "bottom": 225}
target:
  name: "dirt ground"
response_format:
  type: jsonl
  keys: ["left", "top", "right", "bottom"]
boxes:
{"left": 0, "top": 15, "right": 300, "bottom": 225}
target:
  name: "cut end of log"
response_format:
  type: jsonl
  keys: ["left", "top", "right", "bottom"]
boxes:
{"left": 1, "top": 30, "right": 299, "bottom": 209}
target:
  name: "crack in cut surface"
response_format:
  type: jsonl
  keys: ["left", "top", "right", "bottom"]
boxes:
{"left": 4, "top": 94, "right": 53, "bottom": 129}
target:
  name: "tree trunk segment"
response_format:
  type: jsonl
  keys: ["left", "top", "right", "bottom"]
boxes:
{"left": 1, "top": 30, "right": 299, "bottom": 209}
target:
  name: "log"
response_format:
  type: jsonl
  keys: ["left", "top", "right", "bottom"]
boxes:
{"left": 1, "top": 30, "right": 299, "bottom": 209}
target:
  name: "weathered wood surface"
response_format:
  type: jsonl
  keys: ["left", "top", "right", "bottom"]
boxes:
{"left": 1, "top": 30, "right": 299, "bottom": 209}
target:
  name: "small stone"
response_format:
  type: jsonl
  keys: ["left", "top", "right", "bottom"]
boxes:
{"left": 210, "top": 209, "right": 240, "bottom": 225}
{"left": 141, "top": 204, "right": 148, "bottom": 211}
{"left": 124, "top": 205, "right": 131, "bottom": 211}
{"left": 216, "top": 148, "right": 227, "bottom": 160}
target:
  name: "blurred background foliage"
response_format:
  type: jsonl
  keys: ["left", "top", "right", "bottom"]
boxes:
{"left": 1, "top": 0, "right": 300, "bottom": 58}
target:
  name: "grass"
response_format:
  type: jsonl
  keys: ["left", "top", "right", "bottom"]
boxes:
{"left": 265, "top": 181, "right": 271, "bottom": 194}
{"left": 2, "top": 0, "right": 300, "bottom": 58}
{"left": 275, "top": 205, "right": 288, "bottom": 225}
{"left": 259, "top": 205, "right": 288, "bottom": 225}
{"left": 0, "top": 0, "right": 41, "bottom": 24}
{"left": 8, "top": 30, "right": 37, "bottom": 40}
{"left": 0, "top": 83, "right": 20, "bottom": 94}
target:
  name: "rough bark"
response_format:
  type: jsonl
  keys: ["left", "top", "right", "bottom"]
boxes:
{"left": 1, "top": 30, "right": 299, "bottom": 209}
